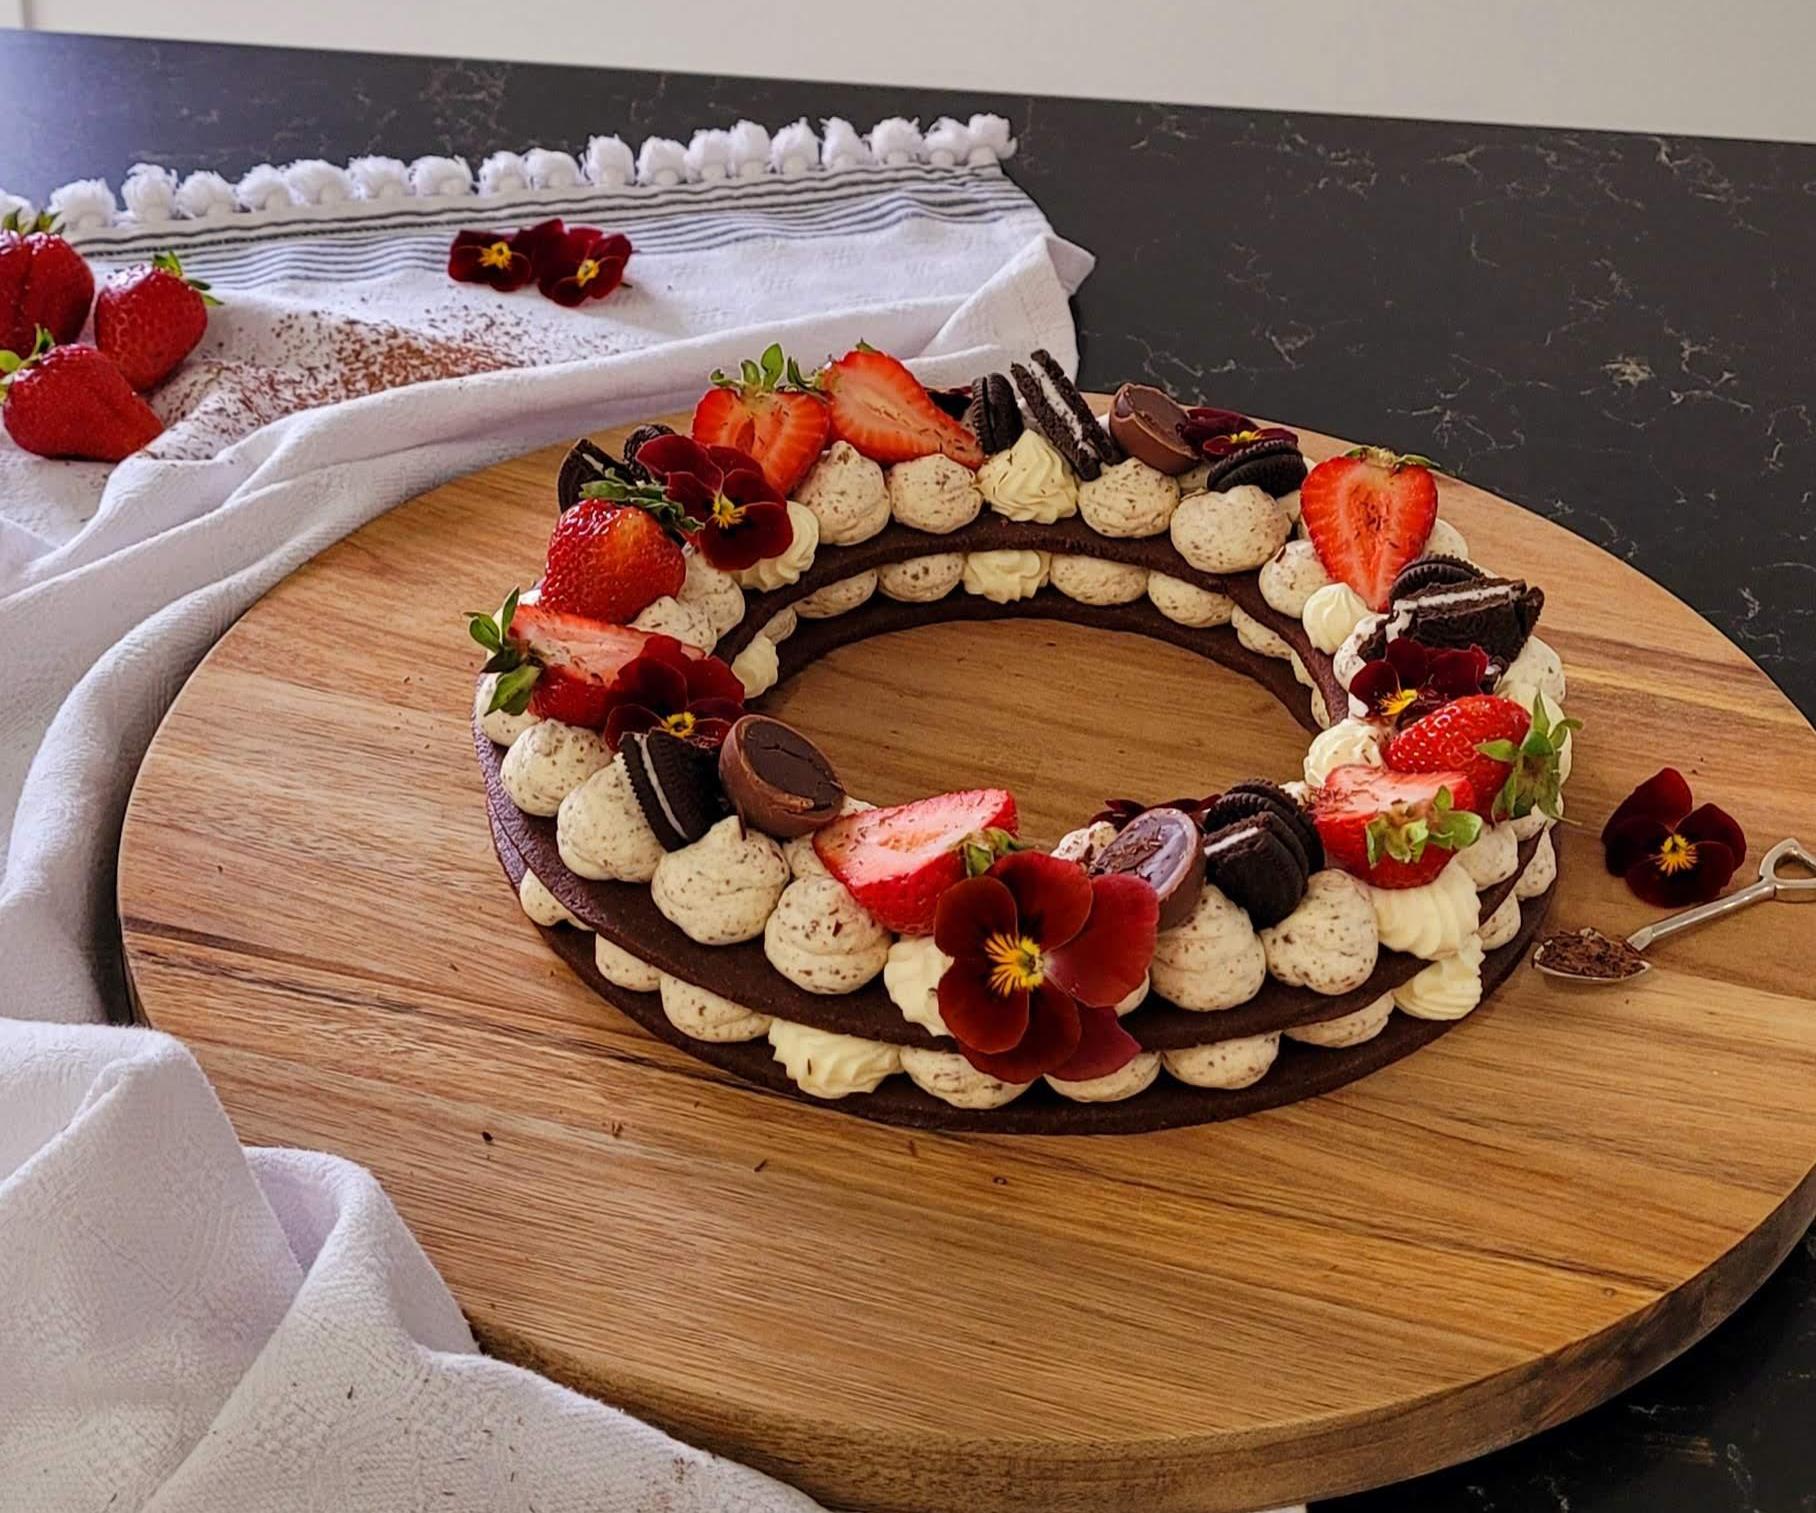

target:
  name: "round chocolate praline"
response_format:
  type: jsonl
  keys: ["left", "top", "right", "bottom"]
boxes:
{"left": 1089, "top": 806, "right": 1205, "bottom": 931}
{"left": 1108, "top": 383, "right": 1198, "bottom": 475}
{"left": 718, "top": 715, "right": 845, "bottom": 839}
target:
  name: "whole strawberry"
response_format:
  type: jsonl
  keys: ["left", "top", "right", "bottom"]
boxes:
{"left": 1385, "top": 695, "right": 1531, "bottom": 817}
{"left": 1, "top": 332, "right": 163, "bottom": 461}
{"left": 0, "top": 211, "right": 94, "bottom": 356}
{"left": 95, "top": 251, "right": 216, "bottom": 390}
{"left": 538, "top": 489, "right": 690, "bottom": 623}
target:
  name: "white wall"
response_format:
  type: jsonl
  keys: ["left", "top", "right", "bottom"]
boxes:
{"left": 14, "top": 0, "right": 1816, "bottom": 144}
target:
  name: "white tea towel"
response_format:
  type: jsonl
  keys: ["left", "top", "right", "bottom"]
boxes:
{"left": 0, "top": 126, "right": 1092, "bottom": 1027}
{"left": 0, "top": 1018, "right": 821, "bottom": 1513}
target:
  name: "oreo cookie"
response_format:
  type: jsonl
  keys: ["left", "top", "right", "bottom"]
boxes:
{"left": 1391, "top": 554, "right": 1484, "bottom": 601}
{"left": 1206, "top": 779, "right": 1324, "bottom": 873}
{"left": 1010, "top": 349, "right": 1119, "bottom": 481}
{"left": 1200, "top": 813, "right": 1308, "bottom": 928}
{"left": 964, "top": 372, "right": 1024, "bottom": 455}
{"left": 1202, "top": 438, "right": 1308, "bottom": 498}
{"left": 1384, "top": 576, "right": 1544, "bottom": 665}
{"left": 928, "top": 384, "right": 974, "bottom": 421}
{"left": 621, "top": 422, "right": 676, "bottom": 477}
{"left": 556, "top": 438, "right": 637, "bottom": 512}
{"left": 621, "top": 730, "right": 727, "bottom": 851}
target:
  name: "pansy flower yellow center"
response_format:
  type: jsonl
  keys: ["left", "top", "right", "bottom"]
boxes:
{"left": 984, "top": 932, "right": 1045, "bottom": 996}
{"left": 1654, "top": 832, "right": 1698, "bottom": 875}
{"left": 478, "top": 240, "right": 515, "bottom": 269}
{"left": 711, "top": 495, "right": 745, "bottom": 528}
{"left": 574, "top": 258, "right": 599, "bottom": 287}
{"left": 663, "top": 711, "right": 697, "bottom": 739}
{"left": 1379, "top": 687, "right": 1418, "bottom": 718}
{"left": 1224, "top": 428, "right": 1269, "bottom": 445}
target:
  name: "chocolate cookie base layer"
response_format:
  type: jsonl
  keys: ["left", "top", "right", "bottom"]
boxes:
{"left": 479, "top": 588, "right": 1540, "bottom": 1050}
{"left": 492, "top": 811, "right": 1557, "bottom": 1135}
{"left": 718, "top": 511, "right": 1354, "bottom": 726}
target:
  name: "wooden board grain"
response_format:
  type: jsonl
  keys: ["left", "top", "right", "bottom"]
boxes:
{"left": 119, "top": 407, "right": 1816, "bottom": 1513}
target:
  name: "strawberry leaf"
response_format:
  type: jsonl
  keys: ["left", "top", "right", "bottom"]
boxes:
{"left": 489, "top": 662, "right": 541, "bottom": 715}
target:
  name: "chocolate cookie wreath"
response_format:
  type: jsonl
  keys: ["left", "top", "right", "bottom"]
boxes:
{"left": 469, "top": 345, "right": 1572, "bottom": 1133}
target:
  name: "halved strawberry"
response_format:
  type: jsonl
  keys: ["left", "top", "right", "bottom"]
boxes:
{"left": 813, "top": 788, "right": 1018, "bottom": 934}
{"left": 818, "top": 345, "right": 984, "bottom": 469}
{"left": 466, "top": 588, "right": 702, "bottom": 725}
{"left": 691, "top": 343, "right": 831, "bottom": 495}
{"left": 1313, "top": 765, "right": 1483, "bottom": 890}
{"left": 1298, "top": 446, "right": 1439, "bottom": 611}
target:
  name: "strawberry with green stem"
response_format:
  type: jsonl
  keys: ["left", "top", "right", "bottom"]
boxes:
{"left": 691, "top": 342, "right": 831, "bottom": 496}
{"left": 1314, "top": 766, "right": 1485, "bottom": 890}
{"left": 94, "top": 250, "right": 218, "bottom": 390}
{"left": 1, "top": 328, "right": 163, "bottom": 461}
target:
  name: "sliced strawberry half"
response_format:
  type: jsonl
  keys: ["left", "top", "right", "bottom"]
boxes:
{"left": 467, "top": 588, "right": 701, "bottom": 726}
{"left": 819, "top": 345, "right": 984, "bottom": 469}
{"left": 1313, "top": 764, "right": 1483, "bottom": 890}
{"left": 1298, "top": 446, "right": 1440, "bottom": 611}
{"left": 691, "top": 342, "right": 831, "bottom": 495}
{"left": 813, "top": 787, "right": 1018, "bottom": 934}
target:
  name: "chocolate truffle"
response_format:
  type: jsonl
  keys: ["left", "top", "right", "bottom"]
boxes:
{"left": 1107, "top": 384, "right": 1198, "bottom": 475}
{"left": 1089, "top": 805, "right": 1205, "bottom": 930}
{"left": 717, "top": 715, "right": 846, "bottom": 838}
{"left": 621, "top": 730, "right": 727, "bottom": 850}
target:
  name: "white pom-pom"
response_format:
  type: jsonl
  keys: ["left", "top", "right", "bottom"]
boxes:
{"left": 120, "top": 164, "right": 178, "bottom": 222}
{"left": 234, "top": 164, "right": 293, "bottom": 213}
{"left": 524, "top": 148, "right": 582, "bottom": 189}
{"left": 728, "top": 121, "right": 772, "bottom": 179}
{"left": 176, "top": 171, "right": 236, "bottom": 219}
{"left": 636, "top": 137, "right": 687, "bottom": 187}
{"left": 820, "top": 118, "right": 871, "bottom": 171}
{"left": 924, "top": 117, "right": 971, "bottom": 168}
{"left": 771, "top": 119, "right": 819, "bottom": 177}
{"left": 967, "top": 113, "right": 1016, "bottom": 164}
{"left": 868, "top": 117, "right": 924, "bottom": 167}
{"left": 284, "top": 159, "right": 354, "bottom": 206}
{"left": 0, "top": 191, "right": 35, "bottom": 226}
{"left": 409, "top": 155, "right": 473, "bottom": 197}
{"left": 478, "top": 150, "right": 529, "bottom": 196}
{"left": 48, "top": 178, "right": 118, "bottom": 231}
{"left": 584, "top": 135, "right": 635, "bottom": 187}
{"left": 348, "top": 155, "right": 410, "bottom": 200}
{"left": 686, "top": 129, "right": 734, "bottom": 183}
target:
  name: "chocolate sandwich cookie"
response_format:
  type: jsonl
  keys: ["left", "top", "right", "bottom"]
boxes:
{"left": 964, "top": 372, "right": 1024, "bottom": 455}
{"left": 1391, "top": 553, "right": 1483, "bottom": 601}
{"left": 621, "top": 422, "right": 676, "bottom": 477}
{"left": 718, "top": 715, "right": 845, "bottom": 838}
{"left": 1386, "top": 576, "right": 1544, "bottom": 665}
{"left": 1206, "top": 779, "right": 1324, "bottom": 873}
{"left": 1202, "top": 438, "right": 1308, "bottom": 499}
{"left": 621, "top": 730, "right": 727, "bottom": 850}
{"left": 1010, "top": 350, "right": 1119, "bottom": 481}
{"left": 1107, "top": 384, "right": 1197, "bottom": 475}
{"left": 928, "top": 383, "right": 974, "bottom": 421}
{"left": 557, "top": 438, "right": 638, "bottom": 512}
{"left": 1088, "top": 805, "right": 1205, "bottom": 930}
{"left": 1201, "top": 813, "right": 1309, "bottom": 928}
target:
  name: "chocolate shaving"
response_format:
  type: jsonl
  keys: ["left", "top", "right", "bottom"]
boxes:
{"left": 1533, "top": 927, "right": 1646, "bottom": 980}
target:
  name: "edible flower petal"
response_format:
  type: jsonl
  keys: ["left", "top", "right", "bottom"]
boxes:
{"left": 448, "top": 229, "right": 534, "bottom": 291}
{"left": 1178, "top": 406, "right": 1299, "bottom": 460}
{"left": 1352, "top": 638, "right": 1495, "bottom": 726}
{"left": 636, "top": 434, "right": 794, "bottom": 571}
{"left": 932, "top": 852, "right": 1158, "bottom": 1082}
{"left": 1600, "top": 767, "right": 1747, "bottom": 907}
{"left": 537, "top": 228, "right": 633, "bottom": 306}
{"left": 597, "top": 634, "right": 744, "bottom": 751}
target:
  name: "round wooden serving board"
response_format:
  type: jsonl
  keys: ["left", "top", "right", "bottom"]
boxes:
{"left": 120, "top": 405, "right": 1816, "bottom": 1513}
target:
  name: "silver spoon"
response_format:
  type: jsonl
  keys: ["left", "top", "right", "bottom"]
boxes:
{"left": 1533, "top": 836, "right": 1816, "bottom": 983}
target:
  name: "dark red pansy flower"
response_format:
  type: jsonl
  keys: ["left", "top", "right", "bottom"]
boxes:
{"left": 933, "top": 851, "right": 1158, "bottom": 1085}
{"left": 1178, "top": 405, "right": 1299, "bottom": 459}
{"left": 636, "top": 433, "right": 794, "bottom": 572}
{"left": 1090, "top": 795, "right": 1221, "bottom": 830}
{"left": 1601, "top": 767, "right": 1748, "bottom": 908}
{"left": 538, "top": 227, "right": 633, "bottom": 307}
{"left": 511, "top": 217, "right": 569, "bottom": 272}
{"left": 596, "top": 634, "right": 745, "bottom": 751}
{"left": 448, "top": 229, "right": 535, "bottom": 291}
{"left": 1350, "top": 639, "right": 1495, "bottom": 726}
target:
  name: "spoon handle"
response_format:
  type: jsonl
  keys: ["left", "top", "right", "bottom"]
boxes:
{"left": 1626, "top": 877, "right": 1775, "bottom": 953}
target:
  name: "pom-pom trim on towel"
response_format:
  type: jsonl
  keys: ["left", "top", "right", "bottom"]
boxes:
{"left": 9, "top": 113, "right": 1017, "bottom": 236}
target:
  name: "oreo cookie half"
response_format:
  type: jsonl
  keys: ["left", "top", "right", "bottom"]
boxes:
{"left": 621, "top": 422, "right": 675, "bottom": 472}
{"left": 1386, "top": 577, "right": 1545, "bottom": 666}
{"left": 1391, "top": 553, "right": 1484, "bottom": 601}
{"left": 1207, "top": 779, "right": 1324, "bottom": 874}
{"left": 964, "top": 372, "right": 1024, "bottom": 455}
{"left": 1203, "top": 438, "right": 1308, "bottom": 498}
{"left": 1010, "top": 351, "right": 1118, "bottom": 481}
{"left": 621, "top": 730, "right": 727, "bottom": 851}
{"left": 557, "top": 438, "right": 637, "bottom": 512}
{"left": 1201, "top": 815, "right": 1308, "bottom": 928}
{"left": 1033, "top": 349, "right": 1121, "bottom": 468}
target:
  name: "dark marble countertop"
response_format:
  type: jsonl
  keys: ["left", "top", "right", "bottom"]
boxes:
{"left": 5, "top": 28, "right": 1813, "bottom": 1513}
